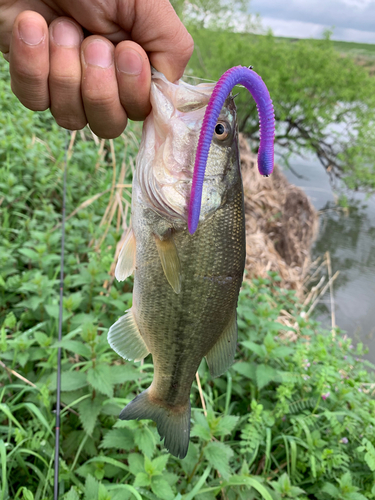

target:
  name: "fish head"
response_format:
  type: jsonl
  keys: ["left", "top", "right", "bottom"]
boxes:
{"left": 136, "top": 70, "right": 240, "bottom": 225}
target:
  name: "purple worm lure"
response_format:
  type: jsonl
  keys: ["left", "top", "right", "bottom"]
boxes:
{"left": 188, "top": 65, "right": 275, "bottom": 234}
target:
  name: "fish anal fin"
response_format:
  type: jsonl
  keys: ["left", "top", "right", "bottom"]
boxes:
{"left": 206, "top": 310, "right": 238, "bottom": 378}
{"left": 108, "top": 308, "right": 149, "bottom": 361}
{"left": 115, "top": 227, "right": 136, "bottom": 281}
{"left": 120, "top": 388, "right": 191, "bottom": 459}
{"left": 154, "top": 235, "right": 181, "bottom": 294}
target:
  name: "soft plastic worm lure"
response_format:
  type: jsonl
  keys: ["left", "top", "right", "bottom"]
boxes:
{"left": 188, "top": 65, "right": 275, "bottom": 234}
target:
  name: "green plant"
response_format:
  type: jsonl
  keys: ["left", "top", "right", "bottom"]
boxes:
{"left": 1, "top": 49, "right": 375, "bottom": 499}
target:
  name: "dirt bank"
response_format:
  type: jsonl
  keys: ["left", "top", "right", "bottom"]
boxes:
{"left": 240, "top": 134, "right": 318, "bottom": 296}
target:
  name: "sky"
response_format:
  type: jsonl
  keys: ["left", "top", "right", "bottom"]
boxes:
{"left": 250, "top": 0, "right": 375, "bottom": 44}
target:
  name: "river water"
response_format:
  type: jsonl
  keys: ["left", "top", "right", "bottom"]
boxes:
{"left": 279, "top": 153, "right": 375, "bottom": 362}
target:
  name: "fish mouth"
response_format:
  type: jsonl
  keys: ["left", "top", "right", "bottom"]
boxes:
{"left": 151, "top": 67, "right": 216, "bottom": 115}
{"left": 136, "top": 70, "right": 236, "bottom": 223}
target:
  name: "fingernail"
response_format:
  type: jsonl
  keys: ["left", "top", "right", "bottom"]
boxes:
{"left": 117, "top": 48, "right": 143, "bottom": 75}
{"left": 84, "top": 40, "right": 112, "bottom": 68}
{"left": 18, "top": 21, "right": 44, "bottom": 46}
{"left": 52, "top": 21, "right": 81, "bottom": 47}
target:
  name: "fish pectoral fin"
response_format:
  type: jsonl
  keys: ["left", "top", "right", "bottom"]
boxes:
{"left": 120, "top": 388, "right": 191, "bottom": 459}
{"left": 154, "top": 234, "right": 181, "bottom": 294}
{"left": 115, "top": 226, "right": 136, "bottom": 281}
{"left": 108, "top": 308, "right": 149, "bottom": 361}
{"left": 205, "top": 310, "right": 238, "bottom": 378}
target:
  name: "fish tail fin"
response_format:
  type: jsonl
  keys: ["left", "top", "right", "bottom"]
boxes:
{"left": 119, "top": 389, "right": 191, "bottom": 459}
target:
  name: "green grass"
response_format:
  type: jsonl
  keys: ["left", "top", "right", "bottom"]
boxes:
{"left": 273, "top": 36, "right": 375, "bottom": 59}
{"left": 275, "top": 36, "right": 375, "bottom": 75}
{"left": 331, "top": 40, "right": 375, "bottom": 58}
{"left": 1, "top": 41, "right": 375, "bottom": 499}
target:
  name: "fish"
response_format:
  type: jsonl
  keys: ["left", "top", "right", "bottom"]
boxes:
{"left": 108, "top": 63, "right": 276, "bottom": 458}
{"left": 108, "top": 69, "right": 246, "bottom": 459}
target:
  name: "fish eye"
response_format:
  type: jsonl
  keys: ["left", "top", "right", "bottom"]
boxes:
{"left": 214, "top": 121, "right": 230, "bottom": 140}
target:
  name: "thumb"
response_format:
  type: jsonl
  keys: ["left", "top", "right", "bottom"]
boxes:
{"left": 119, "top": 0, "right": 194, "bottom": 82}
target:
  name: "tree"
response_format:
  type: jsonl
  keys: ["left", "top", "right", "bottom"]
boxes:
{"left": 170, "top": 0, "right": 259, "bottom": 32}
{"left": 186, "top": 27, "right": 375, "bottom": 190}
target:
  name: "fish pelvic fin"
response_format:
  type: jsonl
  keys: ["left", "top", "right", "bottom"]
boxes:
{"left": 206, "top": 310, "right": 238, "bottom": 378}
{"left": 154, "top": 235, "right": 181, "bottom": 294}
{"left": 120, "top": 389, "right": 191, "bottom": 459}
{"left": 108, "top": 308, "right": 149, "bottom": 361}
{"left": 115, "top": 226, "right": 136, "bottom": 281}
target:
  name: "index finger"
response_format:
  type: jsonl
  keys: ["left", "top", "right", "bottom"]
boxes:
{"left": 119, "top": 0, "right": 194, "bottom": 82}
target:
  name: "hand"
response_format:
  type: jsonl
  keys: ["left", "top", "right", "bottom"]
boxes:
{"left": 0, "top": 0, "right": 193, "bottom": 138}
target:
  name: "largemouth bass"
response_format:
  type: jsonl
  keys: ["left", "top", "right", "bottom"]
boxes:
{"left": 108, "top": 70, "right": 246, "bottom": 459}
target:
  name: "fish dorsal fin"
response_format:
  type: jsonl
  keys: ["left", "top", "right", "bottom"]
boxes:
{"left": 115, "top": 227, "right": 136, "bottom": 281}
{"left": 108, "top": 308, "right": 149, "bottom": 361}
{"left": 205, "top": 310, "right": 238, "bottom": 378}
{"left": 154, "top": 235, "right": 181, "bottom": 294}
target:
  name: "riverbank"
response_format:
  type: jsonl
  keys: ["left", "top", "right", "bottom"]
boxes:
{"left": 240, "top": 135, "right": 318, "bottom": 296}
{"left": 279, "top": 149, "right": 375, "bottom": 362}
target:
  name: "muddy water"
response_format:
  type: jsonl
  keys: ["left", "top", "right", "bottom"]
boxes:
{"left": 279, "top": 153, "right": 375, "bottom": 362}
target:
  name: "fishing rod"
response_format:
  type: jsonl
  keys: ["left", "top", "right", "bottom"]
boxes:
{"left": 54, "top": 130, "right": 69, "bottom": 500}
